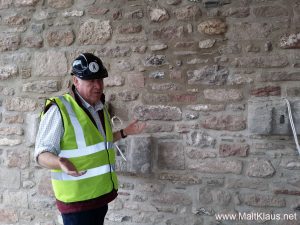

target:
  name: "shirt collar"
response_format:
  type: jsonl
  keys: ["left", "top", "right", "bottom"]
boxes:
{"left": 74, "top": 88, "right": 104, "bottom": 111}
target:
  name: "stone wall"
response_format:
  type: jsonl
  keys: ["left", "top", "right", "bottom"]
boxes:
{"left": 0, "top": 0, "right": 300, "bottom": 224}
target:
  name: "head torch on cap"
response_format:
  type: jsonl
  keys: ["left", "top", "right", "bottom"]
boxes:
{"left": 71, "top": 53, "right": 108, "bottom": 80}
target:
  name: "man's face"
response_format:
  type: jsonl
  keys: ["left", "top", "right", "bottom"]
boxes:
{"left": 73, "top": 76, "right": 104, "bottom": 106}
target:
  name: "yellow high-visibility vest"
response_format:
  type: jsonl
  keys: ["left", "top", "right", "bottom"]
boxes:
{"left": 43, "top": 94, "right": 118, "bottom": 203}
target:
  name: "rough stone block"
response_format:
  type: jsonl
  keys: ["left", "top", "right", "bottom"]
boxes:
{"left": 183, "top": 110, "right": 199, "bottom": 120}
{"left": 0, "top": 168, "right": 20, "bottom": 189}
{"left": 242, "top": 193, "right": 286, "bottom": 207}
{"left": 219, "top": 143, "right": 249, "bottom": 157}
{"left": 202, "top": 115, "right": 246, "bottom": 131}
{"left": 0, "top": 126, "right": 23, "bottom": 135}
{"left": 115, "top": 136, "right": 152, "bottom": 174}
{"left": 205, "top": 178, "right": 226, "bottom": 187}
{"left": 256, "top": 71, "right": 300, "bottom": 82}
{"left": 186, "top": 147, "right": 217, "bottom": 159}
{"left": 46, "top": 28, "right": 74, "bottom": 47}
{"left": 23, "top": 35, "right": 43, "bottom": 48}
{"left": 251, "top": 86, "right": 281, "bottom": 97}
{"left": 15, "top": 0, "right": 39, "bottom": 7}
{"left": 0, "top": 209, "right": 18, "bottom": 223}
{"left": 23, "top": 80, "right": 60, "bottom": 93}
{"left": 134, "top": 105, "right": 182, "bottom": 121}
{"left": 0, "top": 64, "right": 17, "bottom": 80}
{"left": 142, "top": 93, "right": 170, "bottom": 104}
{"left": 152, "top": 191, "right": 192, "bottom": 205}
{"left": 4, "top": 14, "right": 30, "bottom": 25}
{"left": 198, "top": 39, "right": 216, "bottom": 49}
{"left": 232, "top": 55, "right": 289, "bottom": 68}
{"left": 104, "top": 76, "right": 124, "bottom": 87}
{"left": 280, "top": 159, "right": 300, "bottom": 170}
{"left": 117, "top": 90, "right": 139, "bottom": 102}
{"left": 287, "top": 87, "right": 300, "bottom": 97}
{"left": 187, "top": 158, "right": 242, "bottom": 174}
{"left": 246, "top": 158, "right": 275, "bottom": 178}
{"left": 150, "top": 43, "right": 168, "bottom": 51}
{"left": 4, "top": 97, "right": 37, "bottom": 112}
{"left": 6, "top": 149, "right": 29, "bottom": 169}
{"left": 48, "top": 0, "right": 72, "bottom": 9}
{"left": 174, "top": 5, "right": 201, "bottom": 21}
{"left": 186, "top": 104, "right": 225, "bottom": 112}
{"left": 116, "top": 60, "right": 134, "bottom": 72}
{"left": 198, "top": 19, "right": 227, "bottom": 35}
{"left": 78, "top": 19, "right": 112, "bottom": 45}
{"left": 0, "top": 34, "right": 20, "bottom": 52}
{"left": 197, "top": 188, "right": 213, "bottom": 206}
{"left": 204, "top": 89, "right": 243, "bottom": 101}
{"left": 4, "top": 114, "right": 24, "bottom": 124}
{"left": 62, "top": 9, "right": 84, "bottom": 17}
{"left": 136, "top": 182, "right": 164, "bottom": 193}
{"left": 157, "top": 141, "right": 184, "bottom": 170}
{"left": 165, "top": 217, "right": 202, "bottom": 225}
{"left": 118, "top": 23, "right": 142, "bottom": 34}
{"left": 0, "top": 0, "right": 12, "bottom": 9}
{"left": 169, "top": 93, "right": 197, "bottom": 104}
{"left": 167, "top": 0, "right": 181, "bottom": 5}
{"left": 3, "top": 190, "right": 28, "bottom": 208}
{"left": 221, "top": 7, "right": 250, "bottom": 18}
{"left": 32, "top": 51, "right": 68, "bottom": 77}
{"left": 153, "top": 25, "right": 188, "bottom": 40}
{"left": 280, "top": 33, "right": 300, "bottom": 49}
{"left": 226, "top": 177, "right": 268, "bottom": 191}
{"left": 253, "top": 5, "right": 288, "bottom": 18}
{"left": 227, "top": 22, "right": 276, "bottom": 40}
{"left": 169, "top": 70, "right": 182, "bottom": 79}
{"left": 148, "top": 71, "right": 165, "bottom": 79}
{"left": 143, "top": 55, "right": 167, "bottom": 67}
{"left": 0, "top": 137, "right": 22, "bottom": 146}
{"left": 127, "top": 74, "right": 144, "bottom": 88}
{"left": 158, "top": 173, "right": 202, "bottom": 185}
{"left": 128, "top": 136, "right": 152, "bottom": 174}
{"left": 149, "top": 7, "right": 169, "bottom": 22}
{"left": 248, "top": 100, "right": 272, "bottom": 134}
{"left": 148, "top": 82, "right": 178, "bottom": 91}
{"left": 184, "top": 130, "right": 216, "bottom": 148}
{"left": 144, "top": 122, "right": 173, "bottom": 133}
{"left": 87, "top": 6, "right": 109, "bottom": 16}
{"left": 37, "top": 174, "right": 54, "bottom": 197}
{"left": 187, "top": 65, "right": 229, "bottom": 85}
{"left": 212, "top": 190, "right": 231, "bottom": 206}
{"left": 95, "top": 46, "right": 131, "bottom": 58}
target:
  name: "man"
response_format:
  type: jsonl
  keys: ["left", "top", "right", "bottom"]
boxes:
{"left": 35, "top": 53, "right": 145, "bottom": 225}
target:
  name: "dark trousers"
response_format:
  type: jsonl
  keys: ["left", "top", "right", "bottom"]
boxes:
{"left": 61, "top": 205, "right": 108, "bottom": 225}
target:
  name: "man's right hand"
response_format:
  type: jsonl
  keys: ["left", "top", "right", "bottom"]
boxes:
{"left": 58, "top": 157, "right": 87, "bottom": 177}
{"left": 37, "top": 152, "right": 86, "bottom": 177}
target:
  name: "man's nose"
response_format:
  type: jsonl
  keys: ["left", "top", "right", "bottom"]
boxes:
{"left": 93, "top": 79, "right": 103, "bottom": 89}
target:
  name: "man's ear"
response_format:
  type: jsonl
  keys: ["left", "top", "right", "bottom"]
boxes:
{"left": 73, "top": 76, "right": 78, "bottom": 86}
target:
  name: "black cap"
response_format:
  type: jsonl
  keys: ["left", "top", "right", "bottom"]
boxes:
{"left": 71, "top": 53, "right": 108, "bottom": 80}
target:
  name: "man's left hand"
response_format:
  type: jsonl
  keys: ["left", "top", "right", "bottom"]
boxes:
{"left": 124, "top": 119, "right": 146, "bottom": 136}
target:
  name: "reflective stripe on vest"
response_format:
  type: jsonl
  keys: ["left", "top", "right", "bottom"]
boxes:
{"left": 59, "top": 142, "right": 114, "bottom": 158}
{"left": 52, "top": 164, "right": 115, "bottom": 181}
{"left": 58, "top": 96, "right": 86, "bottom": 149}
